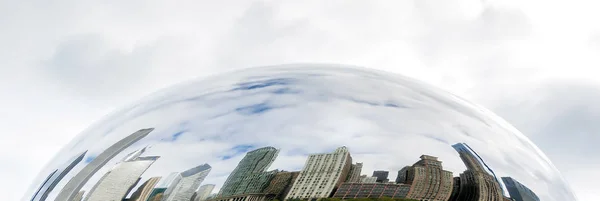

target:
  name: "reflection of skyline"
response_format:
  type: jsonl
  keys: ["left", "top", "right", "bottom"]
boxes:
{"left": 54, "top": 128, "right": 154, "bottom": 201}
{"left": 32, "top": 126, "right": 539, "bottom": 201}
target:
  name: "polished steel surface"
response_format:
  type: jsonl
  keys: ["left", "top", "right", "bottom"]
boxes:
{"left": 24, "top": 64, "right": 575, "bottom": 201}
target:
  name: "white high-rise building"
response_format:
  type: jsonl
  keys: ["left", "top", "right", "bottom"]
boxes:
{"left": 159, "top": 172, "right": 183, "bottom": 200}
{"left": 194, "top": 184, "right": 215, "bottom": 201}
{"left": 284, "top": 147, "right": 352, "bottom": 200}
{"left": 84, "top": 156, "right": 159, "bottom": 201}
{"left": 164, "top": 164, "right": 212, "bottom": 201}
{"left": 54, "top": 128, "right": 154, "bottom": 201}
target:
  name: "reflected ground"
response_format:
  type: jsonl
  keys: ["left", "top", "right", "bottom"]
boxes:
{"left": 24, "top": 64, "right": 576, "bottom": 201}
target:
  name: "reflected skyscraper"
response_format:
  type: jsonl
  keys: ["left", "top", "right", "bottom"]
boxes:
{"left": 193, "top": 184, "right": 215, "bottom": 201}
{"left": 395, "top": 166, "right": 410, "bottom": 184}
{"left": 285, "top": 146, "right": 352, "bottom": 200}
{"left": 31, "top": 151, "right": 86, "bottom": 201}
{"left": 453, "top": 143, "right": 503, "bottom": 201}
{"left": 164, "top": 164, "right": 212, "bottom": 201}
{"left": 54, "top": 128, "right": 154, "bottom": 201}
{"left": 371, "top": 171, "right": 389, "bottom": 183}
{"left": 154, "top": 172, "right": 182, "bottom": 201}
{"left": 129, "top": 177, "right": 162, "bottom": 201}
{"left": 346, "top": 163, "right": 363, "bottom": 183}
{"left": 404, "top": 155, "right": 454, "bottom": 201}
{"left": 218, "top": 147, "right": 279, "bottom": 197}
{"left": 502, "top": 177, "right": 540, "bottom": 201}
{"left": 84, "top": 155, "right": 159, "bottom": 201}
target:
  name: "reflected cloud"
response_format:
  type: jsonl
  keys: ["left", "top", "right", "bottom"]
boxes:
{"left": 23, "top": 65, "right": 574, "bottom": 201}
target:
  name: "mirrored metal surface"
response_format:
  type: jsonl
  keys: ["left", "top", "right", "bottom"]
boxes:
{"left": 24, "top": 64, "right": 575, "bottom": 201}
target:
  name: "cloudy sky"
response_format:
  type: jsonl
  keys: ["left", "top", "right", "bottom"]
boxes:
{"left": 1, "top": 0, "right": 599, "bottom": 200}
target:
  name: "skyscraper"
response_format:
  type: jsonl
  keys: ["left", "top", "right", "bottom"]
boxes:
{"left": 218, "top": 146, "right": 279, "bottom": 197}
{"left": 501, "top": 177, "right": 540, "bottom": 201}
{"left": 84, "top": 156, "right": 159, "bottom": 201}
{"left": 346, "top": 163, "right": 363, "bottom": 183}
{"left": 31, "top": 150, "right": 87, "bottom": 201}
{"left": 453, "top": 143, "right": 503, "bottom": 201}
{"left": 128, "top": 177, "right": 162, "bottom": 201}
{"left": 372, "top": 171, "right": 389, "bottom": 183}
{"left": 164, "top": 163, "right": 212, "bottom": 201}
{"left": 452, "top": 143, "right": 507, "bottom": 196}
{"left": 284, "top": 146, "right": 353, "bottom": 200}
{"left": 157, "top": 172, "right": 183, "bottom": 200}
{"left": 194, "top": 184, "right": 216, "bottom": 201}
{"left": 404, "top": 155, "right": 454, "bottom": 201}
{"left": 263, "top": 171, "right": 300, "bottom": 200}
{"left": 54, "top": 128, "right": 154, "bottom": 201}
{"left": 395, "top": 166, "right": 410, "bottom": 184}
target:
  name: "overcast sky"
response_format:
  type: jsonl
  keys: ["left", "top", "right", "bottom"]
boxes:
{"left": 1, "top": 0, "right": 599, "bottom": 200}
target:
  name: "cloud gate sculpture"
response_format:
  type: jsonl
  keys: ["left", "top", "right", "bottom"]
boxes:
{"left": 24, "top": 64, "right": 576, "bottom": 201}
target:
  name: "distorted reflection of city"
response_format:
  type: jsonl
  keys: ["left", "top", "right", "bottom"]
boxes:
{"left": 32, "top": 128, "right": 539, "bottom": 201}
{"left": 24, "top": 65, "right": 572, "bottom": 201}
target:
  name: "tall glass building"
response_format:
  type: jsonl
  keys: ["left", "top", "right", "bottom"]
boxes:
{"left": 502, "top": 177, "right": 540, "bottom": 201}
{"left": 194, "top": 184, "right": 216, "bottom": 201}
{"left": 218, "top": 147, "right": 279, "bottom": 197}
{"left": 164, "top": 164, "right": 212, "bottom": 201}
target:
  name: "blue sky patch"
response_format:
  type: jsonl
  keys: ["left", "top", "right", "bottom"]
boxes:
{"left": 220, "top": 144, "right": 256, "bottom": 160}
{"left": 233, "top": 78, "right": 293, "bottom": 91}
{"left": 84, "top": 155, "right": 96, "bottom": 163}
{"left": 235, "top": 103, "right": 273, "bottom": 115}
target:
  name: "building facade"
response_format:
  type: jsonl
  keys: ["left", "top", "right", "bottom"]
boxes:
{"left": 158, "top": 172, "right": 183, "bottom": 200}
{"left": 164, "top": 164, "right": 212, "bottom": 201}
{"left": 219, "top": 147, "right": 280, "bottom": 197}
{"left": 128, "top": 176, "right": 161, "bottom": 201}
{"left": 395, "top": 166, "right": 410, "bottom": 184}
{"left": 263, "top": 171, "right": 300, "bottom": 200}
{"left": 54, "top": 128, "right": 154, "bottom": 201}
{"left": 84, "top": 156, "right": 159, "bottom": 201}
{"left": 361, "top": 176, "right": 377, "bottom": 184}
{"left": 404, "top": 155, "right": 454, "bottom": 201}
{"left": 332, "top": 183, "right": 411, "bottom": 199}
{"left": 208, "top": 193, "right": 269, "bottom": 201}
{"left": 346, "top": 163, "right": 363, "bottom": 183}
{"left": 194, "top": 184, "right": 216, "bottom": 201}
{"left": 453, "top": 143, "right": 507, "bottom": 196}
{"left": 372, "top": 171, "right": 389, "bottom": 183}
{"left": 284, "top": 146, "right": 353, "bottom": 200}
{"left": 454, "top": 171, "right": 503, "bottom": 201}
{"left": 453, "top": 143, "right": 503, "bottom": 201}
{"left": 501, "top": 177, "right": 540, "bottom": 201}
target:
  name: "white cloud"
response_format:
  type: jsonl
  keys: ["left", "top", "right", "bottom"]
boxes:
{"left": 2, "top": 0, "right": 600, "bottom": 200}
